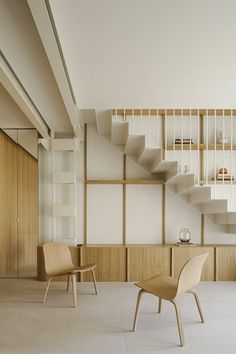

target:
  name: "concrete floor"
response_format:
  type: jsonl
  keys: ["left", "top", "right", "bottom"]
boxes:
{"left": 0, "top": 280, "right": 236, "bottom": 354}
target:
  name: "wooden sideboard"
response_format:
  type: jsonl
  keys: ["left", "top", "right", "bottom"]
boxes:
{"left": 37, "top": 244, "right": 236, "bottom": 282}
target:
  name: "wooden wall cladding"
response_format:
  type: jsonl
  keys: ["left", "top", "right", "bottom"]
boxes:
{"left": 127, "top": 246, "right": 171, "bottom": 282}
{"left": 172, "top": 247, "right": 214, "bottom": 281}
{"left": 37, "top": 246, "right": 80, "bottom": 281}
{"left": 82, "top": 246, "right": 126, "bottom": 282}
{"left": 0, "top": 132, "right": 18, "bottom": 276}
{"left": 37, "top": 245, "right": 236, "bottom": 282}
{"left": 17, "top": 147, "right": 38, "bottom": 277}
{"left": 216, "top": 247, "right": 236, "bottom": 281}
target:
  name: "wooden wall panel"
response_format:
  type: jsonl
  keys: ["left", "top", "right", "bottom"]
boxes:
{"left": 0, "top": 132, "right": 18, "bottom": 276}
{"left": 172, "top": 247, "right": 214, "bottom": 281}
{"left": 82, "top": 246, "right": 126, "bottom": 281}
{"left": 127, "top": 246, "right": 171, "bottom": 282}
{"left": 216, "top": 247, "right": 236, "bottom": 281}
{"left": 17, "top": 147, "right": 38, "bottom": 277}
{"left": 37, "top": 246, "right": 80, "bottom": 281}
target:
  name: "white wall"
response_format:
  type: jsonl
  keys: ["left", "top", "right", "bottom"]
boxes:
{"left": 50, "top": 0, "right": 236, "bottom": 109}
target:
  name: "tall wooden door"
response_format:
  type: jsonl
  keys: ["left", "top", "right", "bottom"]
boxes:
{"left": 17, "top": 146, "right": 38, "bottom": 277}
{"left": 0, "top": 132, "right": 18, "bottom": 276}
{"left": 0, "top": 130, "right": 38, "bottom": 277}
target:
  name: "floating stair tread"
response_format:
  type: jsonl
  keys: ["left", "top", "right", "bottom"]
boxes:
{"left": 51, "top": 139, "right": 78, "bottom": 151}
{"left": 111, "top": 121, "right": 128, "bottom": 145}
{"left": 138, "top": 148, "right": 161, "bottom": 165}
{"left": 125, "top": 135, "right": 145, "bottom": 154}
{"left": 214, "top": 212, "right": 236, "bottom": 225}
{"left": 151, "top": 160, "right": 177, "bottom": 174}
{"left": 52, "top": 204, "right": 76, "bottom": 217}
{"left": 52, "top": 172, "right": 76, "bottom": 184}
{"left": 166, "top": 173, "right": 195, "bottom": 185}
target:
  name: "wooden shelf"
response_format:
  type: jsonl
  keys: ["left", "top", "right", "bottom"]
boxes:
{"left": 86, "top": 179, "right": 163, "bottom": 185}
{"left": 200, "top": 180, "right": 236, "bottom": 185}
{"left": 167, "top": 144, "right": 236, "bottom": 151}
{"left": 112, "top": 109, "right": 236, "bottom": 116}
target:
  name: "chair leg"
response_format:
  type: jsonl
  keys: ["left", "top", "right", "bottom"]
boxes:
{"left": 71, "top": 273, "right": 78, "bottom": 308}
{"left": 43, "top": 278, "right": 52, "bottom": 303}
{"left": 170, "top": 300, "right": 185, "bottom": 347}
{"left": 91, "top": 269, "right": 98, "bottom": 295}
{"left": 132, "top": 289, "right": 145, "bottom": 332}
{"left": 67, "top": 274, "right": 71, "bottom": 292}
{"left": 158, "top": 297, "right": 162, "bottom": 313}
{"left": 188, "top": 290, "right": 204, "bottom": 323}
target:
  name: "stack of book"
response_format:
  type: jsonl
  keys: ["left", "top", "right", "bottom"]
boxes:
{"left": 174, "top": 138, "right": 193, "bottom": 144}
{"left": 212, "top": 174, "right": 234, "bottom": 181}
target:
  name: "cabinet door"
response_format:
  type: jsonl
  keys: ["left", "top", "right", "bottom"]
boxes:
{"left": 17, "top": 147, "right": 38, "bottom": 277}
{"left": 0, "top": 132, "right": 18, "bottom": 276}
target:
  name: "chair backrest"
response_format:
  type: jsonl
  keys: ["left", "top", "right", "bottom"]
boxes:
{"left": 43, "top": 243, "right": 74, "bottom": 275}
{"left": 176, "top": 253, "right": 209, "bottom": 296}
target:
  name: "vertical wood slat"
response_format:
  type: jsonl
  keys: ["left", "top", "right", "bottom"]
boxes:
{"left": 17, "top": 147, "right": 38, "bottom": 277}
{"left": 84, "top": 124, "right": 87, "bottom": 246}
{"left": 82, "top": 246, "right": 126, "bottom": 281}
{"left": 216, "top": 247, "right": 236, "bottom": 280}
{"left": 172, "top": 247, "right": 214, "bottom": 281}
{"left": 123, "top": 155, "right": 126, "bottom": 246}
{"left": 201, "top": 214, "right": 205, "bottom": 245}
{"left": 162, "top": 184, "right": 166, "bottom": 244}
{"left": 200, "top": 114, "right": 204, "bottom": 181}
{"left": 127, "top": 246, "right": 171, "bottom": 282}
{"left": 0, "top": 132, "right": 18, "bottom": 277}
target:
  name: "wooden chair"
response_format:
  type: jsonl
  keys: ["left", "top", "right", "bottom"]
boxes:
{"left": 132, "top": 253, "right": 209, "bottom": 347}
{"left": 42, "top": 243, "right": 97, "bottom": 307}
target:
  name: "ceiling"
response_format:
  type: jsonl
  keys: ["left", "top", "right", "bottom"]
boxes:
{"left": 0, "top": 83, "right": 33, "bottom": 128}
{"left": 50, "top": 0, "right": 236, "bottom": 109}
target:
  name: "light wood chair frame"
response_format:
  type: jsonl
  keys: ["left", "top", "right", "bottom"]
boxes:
{"left": 132, "top": 253, "right": 209, "bottom": 347}
{"left": 42, "top": 243, "right": 97, "bottom": 308}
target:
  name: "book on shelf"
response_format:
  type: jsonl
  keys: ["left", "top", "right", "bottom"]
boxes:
{"left": 211, "top": 176, "right": 234, "bottom": 181}
{"left": 173, "top": 138, "right": 193, "bottom": 145}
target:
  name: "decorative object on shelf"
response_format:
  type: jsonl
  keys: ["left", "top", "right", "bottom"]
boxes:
{"left": 173, "top": 138, "right": 193, "bottom": 145}
{"left": 176, "top": 241, "right": 196, "bottom": 247}
{"left": 184, "top": 165, "right": 189, "bottom": 174}
{"left": 211, "top": 168, "right": 235, "bottom": 181}
{"left": 219, "top": 167, "right": 228, "bottom": 174}
{"left": 178, "top": 227, "right": 191, "bottom": 243}
{"left": 219, "top": 131, "right": 228, "bottom": 144}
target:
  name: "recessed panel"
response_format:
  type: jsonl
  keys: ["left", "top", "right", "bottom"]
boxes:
{"left": 126, "top": 185, "right": 162, "bottom": 244}
{"left": 87, "top": 185, "right": 123, "bottom": 244}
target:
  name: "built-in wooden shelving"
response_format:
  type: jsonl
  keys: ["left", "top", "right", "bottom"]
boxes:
{"left": 112, "top": 109, "right": 236, "bottom": 116}
{"left": 200, "top": 180, "right": 236, "bottom": 185}
{"left": 167, "top": 144, "right": 236, "bottom": 150}
{"left": 86, "top": 179, "right": 163, "bottom": 185}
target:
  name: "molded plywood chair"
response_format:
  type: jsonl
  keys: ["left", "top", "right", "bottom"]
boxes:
{"left": 42, "top": 243, "right": 97, "bottom": 307}
{"left": 132, "top": 253, "right": 209, "bottom": 347}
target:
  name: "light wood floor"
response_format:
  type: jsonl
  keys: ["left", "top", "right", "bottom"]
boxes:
{"left": 0, "top": 279, "right": 235, "bottom": 353}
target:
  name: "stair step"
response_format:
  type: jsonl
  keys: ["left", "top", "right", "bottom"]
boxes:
{"left": 125, "top": 135, "right": 145, "bottom": 155}
{"left": 199, "top": 199, "right": 228, "bottom": 214}
{"left": 52, "top": 204, "right": 76, "bottom": 217}
{"left": 111, "top": 120, "right": 128, "bottom": 145}
{"left": 52, "top": 172, "right": 76, "bottom": 184}
{"left": 214, "top": 212, "right": 236, "bottom": 225}
{"left": 138, "top": 147, "right": 161, "bottom": 167}
{"left": 189, "top": 186, "right": 212, "bottom": 204}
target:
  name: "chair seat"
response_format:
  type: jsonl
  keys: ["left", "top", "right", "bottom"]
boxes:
{"left": 136, "top": 275, "right": 178, "bottom": 300}
{"left": 71, "top": 263, "right": 97, "bottom": 273}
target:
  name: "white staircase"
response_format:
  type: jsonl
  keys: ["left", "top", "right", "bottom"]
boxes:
{"left": 89, "top": 111, "right": 236, "bottom": 234}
